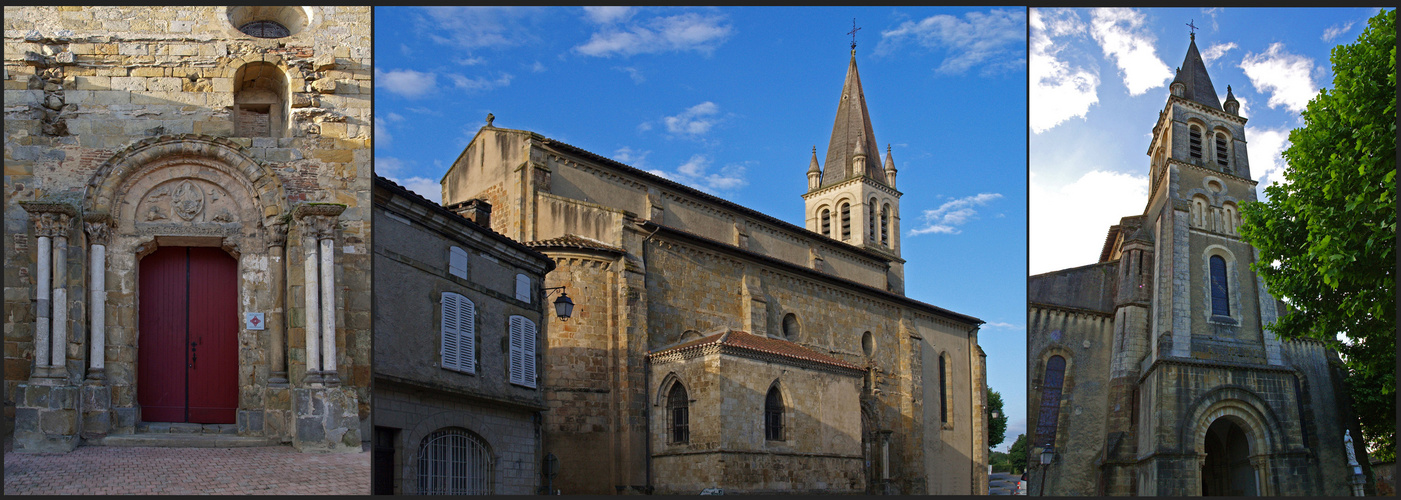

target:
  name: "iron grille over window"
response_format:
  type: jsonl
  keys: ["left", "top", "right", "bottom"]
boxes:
{"left": 765, "top": 386, "right": 784, "bottom": 441}
{"left": 668, "top": 383, "right": 689, "bottom": 444}
{"left": 418, "top": 428, "right": 493, "bottom": 495}
{"left": 1035, "top": 356, "right": 1067, "bottom": 447}
{"left": 238, "top": 20, "right": 291, "bottom": 39}
{"left": 1210, "top": 256, "right": 1230, "bottom": 315}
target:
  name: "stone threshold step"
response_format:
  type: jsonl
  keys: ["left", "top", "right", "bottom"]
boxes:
{"left": 134, "top": 422, "right": 239, "bottom": 435}
{"left": 89, "top": 434, "right": 282, "bottom": 448}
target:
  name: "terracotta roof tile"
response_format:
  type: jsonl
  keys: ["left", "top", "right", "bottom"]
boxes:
{"left": 649, "top": 330, "right": 863, "bottom": 372}
{"left": 524, "top": 234, "right": 624, "bottom": 254}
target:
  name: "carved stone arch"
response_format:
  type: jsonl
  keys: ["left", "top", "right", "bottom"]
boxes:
{"left": 1202, "top": 244, "right": 1243, "bottom": 324}
{"left": 655, "top": 371, "right": 687, "bottom": 406}
{"left": 220, "top": 53, "right": 306, "bottom": 82}
{"left": 1180, "top": 385, "right": 1284, "bottom": 454}
{"left": 766, "top": 377, "right": 792, "bottom": 409}
{"left": 85, "top": 134, "right": 289, "bottom": 226}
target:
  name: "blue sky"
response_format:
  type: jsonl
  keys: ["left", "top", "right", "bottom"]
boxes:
{"left": 374, "top": 6, "right": 1028, "bottom": 451}
{"left": 1029, "top": 7, "right": 1390, "bottom": 275}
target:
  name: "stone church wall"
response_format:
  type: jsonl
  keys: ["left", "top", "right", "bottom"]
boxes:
{"left": 3, "top": 6, "right": 370, "bottom": 445}
{"left": 1026, "top": 304, "right": 1114, "bottom": 495}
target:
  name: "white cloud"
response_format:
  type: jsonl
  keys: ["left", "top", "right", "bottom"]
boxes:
{"left": 456, "top": 56, "right": 485, "bottom": 66}
{"left": 375, "top": 156, "right": 405, "bottom": 178}
{"left": 396, "top": 177, "right": 443, "bottom": 205}
{"left": 1246, "top": 126, "right": 1291, "bottom": 199}
{"left": 615, "top": 66, "right": 646, "bottom": 83}
{"left": 1240, "top": 43, "right": 1318, "bottom": 113}
{"left": 636, "top": 122, "right": 653, "bottom": 132}
{"left": 1322, "top": 20, "right": 1356, "bottom": 41}
{"left": 663, "top": 101, "right": 720, "bottom": 136}
{"left": 646, "top": 155, "right": 747, "bottom": 193}
{"left": 1201, "top": 42, "right": 1237, "bottom": 66}
{"left": 374, "top": 117, "right": 392, "bottom": 147}
{"left": 529, "top": 61, "right": 546, "bottom": 73}
{"left": 984, "top": 321, "right": 1021, "bottom": 329}
{"left": 909, "top": 193, "right": 1003, "bottom": 236}
{"left": 1090, "top": 8, "right": 1173, "bottom": 96}
{"left": 376, "top": 68, "right": 437, "bottom": 98}
{"left": 445, "top": 72, "right": 513, "bottom": 92}
{"left": 612, "top": 146, "right": 649, "bottom": 165}
{"left": 574, "top": 12, "right": 732, "bottom": 58}
{"left": 876, "top": 9, "right": 1026, "bottom": 76}
{"left": 1030, "top": 9, "right": 1100, "bottom": 134}
{"left": 419, "top": 7, "right": 544, "bottom": 50}
{"left": 1029, "top": 170, "right": 1147, "bottom": 274}
{"left": 583, "top": 6, "right": 634, "bottom": 25}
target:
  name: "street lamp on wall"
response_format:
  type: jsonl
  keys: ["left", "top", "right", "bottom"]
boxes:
{"left": 1039, "top": 446, "right": 1054, "bottom": 497}
{"left": 543, "top": 286, "right": 574, "bottom": 321}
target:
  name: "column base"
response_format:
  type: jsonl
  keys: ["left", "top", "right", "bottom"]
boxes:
{"left": 291, "top": 386, "right": 361, "bottom": 453}
{"left": 79, "top": 384, "right": 112, "bottom": 439}
{"left": 12, "top": 383, "right": 81, "bottom": 453}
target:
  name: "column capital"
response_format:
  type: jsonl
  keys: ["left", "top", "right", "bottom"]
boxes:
{"left": 267, "top": 221, "right": 290, "bottom": 247}
{"left": 21, "top": 201, "right": 78, "bottom": 238}
{"left": 83, "top": 212, "right": 113, "bottom": 246}
{"left": 293, "top": 203, "right": 346, "bottom": 240}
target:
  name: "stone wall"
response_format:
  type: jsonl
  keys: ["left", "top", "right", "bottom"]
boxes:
{"left": 1026, "top": 303, "right": 1115, "bottom": 495}
{"left": 3, "top": 6, "right": 371, "bottom": 446}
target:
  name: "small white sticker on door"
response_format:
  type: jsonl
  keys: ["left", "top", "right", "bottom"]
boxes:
{"left": 245, "top": 312, "right": 265, "bottom": 330}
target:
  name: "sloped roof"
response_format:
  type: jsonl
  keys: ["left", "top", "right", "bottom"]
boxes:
{"left": 524, "top": 234, "right": 624, "bottom": 254}
{"left": 1171, "top": 36, "right": 1222, "bottom": 110}
{"left": 821, "top": 53, "right": 887, "bottom": 188}
{"left": 648, "top": 330, "right": 864, "bottom": 373}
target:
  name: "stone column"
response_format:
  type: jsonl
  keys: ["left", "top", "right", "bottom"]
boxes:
{"left": 20, "top": 202, "right": 77, "bottom": 380}
{"left": 34, "top": 219, "right": 52, "bottom": 374}
{"left": 51, "top": 225, "right": 69, "bottom": 371}
{"left": 84, "top": 216, "right": 111, "bottom": 380}
{"left": 268, "top": 222, "right": 289, "bottom": 385}
{"left": 294, "top": 203, "right": 344, "bottom": 387}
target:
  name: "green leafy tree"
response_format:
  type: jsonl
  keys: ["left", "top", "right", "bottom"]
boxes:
{"left": 1007, "top": 434, "right": 1029, "bottom": 474}
{"left": 988, "top": 389, "right": 1008, "bottom": 449}
{"left": 1238, "top": 8, "right": 1396, "bottom": 462}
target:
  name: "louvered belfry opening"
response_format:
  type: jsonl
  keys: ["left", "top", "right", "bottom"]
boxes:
{"left": 418, "top": 428, "right": 493, "bottom": 495}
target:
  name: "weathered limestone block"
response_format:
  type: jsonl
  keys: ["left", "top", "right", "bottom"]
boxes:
{"left": 291, "top": 386, "right": 361, "bottom": 453}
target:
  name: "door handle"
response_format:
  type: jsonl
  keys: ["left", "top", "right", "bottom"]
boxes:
{"left": 190, "top": 341, "right": 197, "bottom": 369}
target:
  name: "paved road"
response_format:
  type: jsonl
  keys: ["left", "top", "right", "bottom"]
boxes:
{"left": 990, "top": 471, "right": 1023, "bottom": 495}
{"left": 3, "top": 437, "right": 370, "bottom": 495}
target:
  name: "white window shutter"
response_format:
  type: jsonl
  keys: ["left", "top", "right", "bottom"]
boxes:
{"left": 508, "top": 316, "right": 525, "bottom": 385}
{"left": 515, "top": 274, "right": 531, "bottom": 303}
{"left": 522, "top": 317, "right": 537, "bottom": 389}
{"left": 441, "top": 293, "right": 460, "bottom": 371}
{"left": 449, "top": 247, "right": 468, "bottom": 278}
{"left": 460, "top": 297, "right": 475, "bottom": 374}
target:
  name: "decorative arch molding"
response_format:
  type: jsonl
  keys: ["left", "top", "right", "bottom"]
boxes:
{"left": 220, "top": 53, "right": 307, "bottom": 82}
{"left": 1180, "top": 385, "right": 1286, "bottom": 455}
{"left": 84, "top": 134, "right": 289, "bottom": 226}
{"left": 655, "top": 371, "right": 687, "bottom": 406}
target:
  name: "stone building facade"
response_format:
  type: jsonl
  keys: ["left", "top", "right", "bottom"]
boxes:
{"left": 439, "top": 50, "right": 988, "bottom": 495}
{"left": 1026, "top": 35, "right": 1373, "bottom": 496}
{"left": 3, "top": 6, "right": 371, "bottom": 453}
{"left": 371, "top": 176, "right": 556, "bottom": 495}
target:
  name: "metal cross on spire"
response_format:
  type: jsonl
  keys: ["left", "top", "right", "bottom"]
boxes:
{"left": 848, "top": 18, "right": 861, "bottom": 53}
{"left": 1187, "top": 19, "right": 1198, "bottom": 40}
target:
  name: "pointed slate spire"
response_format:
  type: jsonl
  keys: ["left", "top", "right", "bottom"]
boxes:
{"left": 1169, "top": 35, "right": 1223, "bottom": 110}
{"left": 821, "top": 52, "right": 886, "bottom": 187}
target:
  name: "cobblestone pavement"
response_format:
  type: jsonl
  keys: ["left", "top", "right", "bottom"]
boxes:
{"left": 3, "top": 437, "right": 370, "bottom": 495}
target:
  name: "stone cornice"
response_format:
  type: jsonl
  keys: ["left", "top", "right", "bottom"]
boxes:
{"left": 801, "top": 175, "right": 903, "bottom": 200}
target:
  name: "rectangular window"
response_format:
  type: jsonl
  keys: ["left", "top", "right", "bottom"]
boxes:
{"left": 508, "top": 315, "right": 537, "bottom": 389}
{"left": 515, "top": 274, "right": 531, "bottom": 303}
{"left": 440, "top": 292, "right": 475, "bottom": 374}
{"left": 449, "top": 246, "right": 468, "bottom": 279}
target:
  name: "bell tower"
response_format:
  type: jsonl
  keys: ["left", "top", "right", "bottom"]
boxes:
{"left": 801, "top": 44, "right": 904, "bottom": 291}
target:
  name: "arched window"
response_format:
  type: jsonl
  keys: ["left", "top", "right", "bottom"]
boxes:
{"left": 840, "top": 202, "right": 851, "bottom": 240}
{"left": 1222, "top": 203, "right": 1238, "bottom": 235}
{"left": 1189, "top": 126, "right": 1203, "bottom": 160}
{"left": 1035, "top": 355, "right": 1067, "bottom": 448}
{"left": 668, "top": 382, "right": 689, "bottom": 444}
{"left": 765, "top": 385, "right": 784, "bottom": 441}
{"left": 1210, "top": 255, "right": 1230, "bottom": 316}
{"left": 880, "top": 204, "right": 890, "bottom": 246}
{"left": 233, "top": 62, "right": 287, "bottom": 138}
{"left": 782, "top": 313, "right": 799, "bottom": 340}
{"left": 939, "top": 353, "right": 949, "bottom": 424}
{"left": 418, "top": 428, "right": 493, "bottom": 495}
{"left": 868, "top": 198, "right": 878, "bottom": 241}
{"left": 820, "top": 208, "right": 831, "bottom": 237}
{"left": 1215, "top": 133, "right": 1229, "bottom": 167}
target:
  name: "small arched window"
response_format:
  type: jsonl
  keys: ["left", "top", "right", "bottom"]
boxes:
{"left": 1035, "top": 356, "right": 1067, "bottom": 448}
{"left": 1222, "top": 203, "right": 1238, "bottom": 235}
{"left": 1215, "top": 133, "right": 1229, "bottom": 167}
{"left": 765, "top": 385, "right": 784, "bottom": 441}
{"left": 418, "top": 428, "right": 493, "bottom": 495}
{"left": 820, "top": 208, "right": 831, "bottom": 237}
{"left": 781, "top": 313, "right": 799, "bottom": 340}
{"left": 1189, "top": 125, "right": 1203, "bottom": 160}
{"left": 668, "top": 382, "right": 689, "bottom": 444}
{"left": 1210, "top": 255, "right": 1230, "bottom": 316}
{"left": 840, "top": 202, "right": 851, "bottom": 241}
{"left": 880, "top": 204, "right": 890, "bottom": 246}
{"left": 868, "top": 198, "right": 878, "bottom": 241}
{"left": 233, "top": 62, "right": 287, "bottom": 138}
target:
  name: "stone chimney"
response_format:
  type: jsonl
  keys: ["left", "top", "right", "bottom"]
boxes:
{"left": 452, "top": 199, "right": 492, "bottom": 228}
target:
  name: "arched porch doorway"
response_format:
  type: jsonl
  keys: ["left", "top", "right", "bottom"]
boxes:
{"left": 1201, "top": 417, "right": 1257, "bottom": 496}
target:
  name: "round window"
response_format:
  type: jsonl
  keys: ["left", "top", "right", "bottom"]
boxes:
{"left": 782, "top": 314, "right": 799, "bottom": 340}
{"left": 239, "top": 20, "right": 291, "bottom": 38}
{"left": 226, "top": 6, "right": 311, "bottom": 39}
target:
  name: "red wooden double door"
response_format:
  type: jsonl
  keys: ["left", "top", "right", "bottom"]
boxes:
{"left": 137, "top": 246, "right": 239, "bottom": 424}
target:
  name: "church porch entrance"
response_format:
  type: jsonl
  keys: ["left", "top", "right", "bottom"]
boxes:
{"left": 1201, "top": 417, "right": 1259, "bottom": 496}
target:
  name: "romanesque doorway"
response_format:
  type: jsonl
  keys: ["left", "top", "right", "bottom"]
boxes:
{"left": 136, "top": 246, "right": 239, "bottom": 424}
{"left": 1202, "top": 417, "right": 1257, "bottom": 496}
